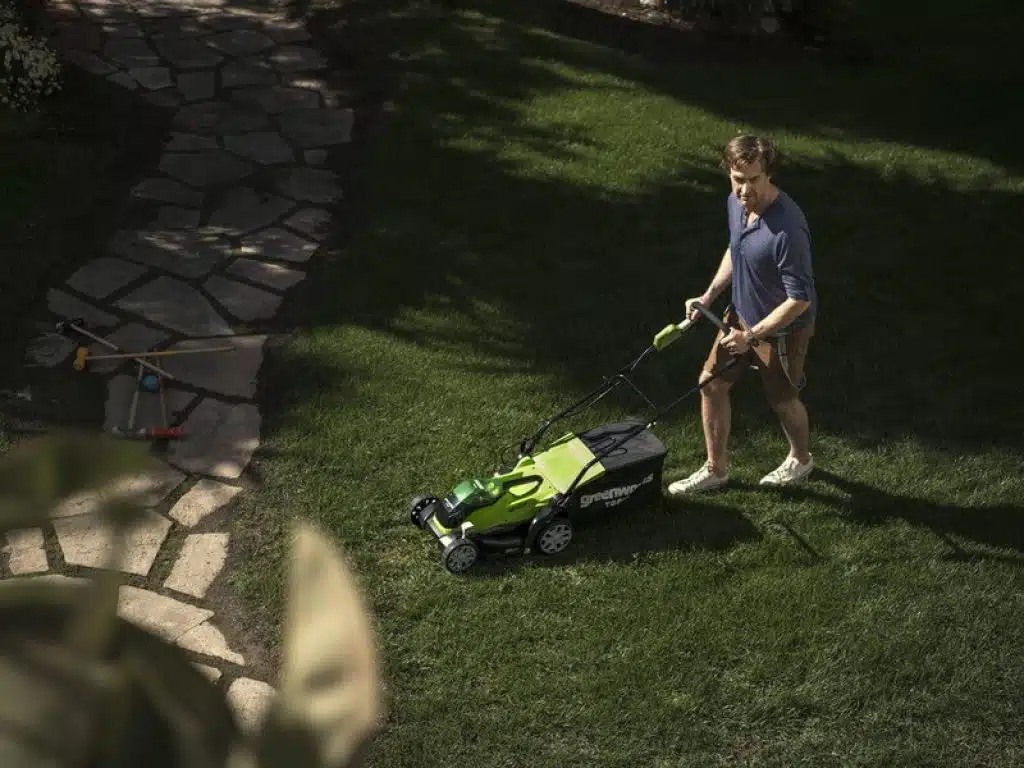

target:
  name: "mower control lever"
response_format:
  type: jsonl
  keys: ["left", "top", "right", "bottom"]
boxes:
{"left": 652, "top": 300, "right": 728, "bottom": 351}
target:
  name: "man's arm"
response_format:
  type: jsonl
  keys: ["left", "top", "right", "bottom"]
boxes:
{"left": 744, "top": 227, "right": 813, "bottom": 342}
{"left": 686, "top": 247, "right": 733, "bottom": 322}
{"left": 746, "top": 297, "right": 810, "bottom": 341}
{"left": 703, "top": 247, "right": 733, "bottom": 304}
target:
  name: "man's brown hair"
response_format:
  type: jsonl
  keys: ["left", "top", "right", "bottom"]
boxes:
{"left": 720, "top": 135, "right": 782, "bottom": 176}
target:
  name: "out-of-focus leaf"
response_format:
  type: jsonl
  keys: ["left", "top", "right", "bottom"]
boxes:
{"left": 64, "top": 568, "right": 124, "bottom": 659}
{"left": 99, "top": 493, "right": 150, "bottom": 529}
{"left": 0, "top": 580, "right": 238, "bottom": 767}
{"left": 0, "top": 431, "right": 153, "bottom": 533}
{"left": 254, "top": 521, "right": 382, "bottom": 768}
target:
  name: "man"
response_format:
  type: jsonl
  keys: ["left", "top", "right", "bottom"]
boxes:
{"left": 669, "top": 134, "right": 817, "bottom": 495}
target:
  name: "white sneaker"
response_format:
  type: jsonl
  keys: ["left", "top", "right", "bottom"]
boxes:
{"left": 667, "top": 462, "right": 728, "bottom": 496}
{"left": 759, "top": 454, "right": 814, "bottom": 487}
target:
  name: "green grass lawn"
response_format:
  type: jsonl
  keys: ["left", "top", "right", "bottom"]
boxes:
{"left": 228, "top": 1, "right": 1024, "bottom": 764}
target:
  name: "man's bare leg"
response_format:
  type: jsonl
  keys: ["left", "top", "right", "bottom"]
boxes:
{"left": 701, "top": 373, "right": 732, "bottom": 476}
{"left": 667, "top": 367, "right": 737, "bottom": 495}
{"left": 772, "top": 397, "right": 810, "bottom": 464}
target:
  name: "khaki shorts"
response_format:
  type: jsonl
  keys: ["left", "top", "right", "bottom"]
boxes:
{"left": 702, "top": 306, "right": 815, "bottom": 406}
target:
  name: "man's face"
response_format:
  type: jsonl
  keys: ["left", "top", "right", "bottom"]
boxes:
{"left": 729, "top": 159, "right": 772, "bottom": 213}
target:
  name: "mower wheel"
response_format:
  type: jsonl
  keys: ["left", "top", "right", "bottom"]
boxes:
{"left": 535, "top": 517, "right": 573, "bottom": 556}
{"left": 442, "top": 538, "right": 479, "bottom": 574}
{"left": 408, "top": 494, "right": 439, "bottom": 527}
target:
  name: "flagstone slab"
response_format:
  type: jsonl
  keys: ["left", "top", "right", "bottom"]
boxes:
{"left": 157, "top": 206, "right": 201, "bottom": 229}
{"left": 109, "top": 228, "right": 231, "bottom": 279}
{"left": 169, "top": 478, "right": 242, "bottom": 527}
{"left": 264, "top": 21, "right": 311, "bottom": 43}
{"left": 207, "top": 29, "right": 276, "bottom": 57}
{"left": 65, "top": 257, "right": 147, "bottom": 300}
{"left": 282, "top": 207, "right": 331, "bottom": 242}
{"left": 208, "top": 186, "right": 295, "bottom": 234}
{"left": 48, "top": 289, "right": 118, "bottom": 327}
{"left": 118, "top": 585, "right": 213, "bottom": 641}
{"left": 239, "top": 226, "right": 317, "bottom": 263}
{"left": 55, "top": 510, "right": 172, "bottom": 576}
{"left": 131, "top": 177, "right": 205, "bottom": 207}
{"left": 166, "top": 399, "right": 261, "bottom": 479}
{"left": 194, "top": 663, "right": 222, "bottom": 681}
{"left": 268, "top": 45, "right": 325, "bottom": 72}
{"left": 105, "top": 20, "right": 143, "bottom": 37}
{"left": 5, "top": 529, "right": 48, "bottom": 575}
{"left": 201, "top": 276, "right": 282, "bottom": 321}
{"left": 178, "top": 620, "right": 245, "bottom": 664}
{"left": 160, "top": 150, "right": 256, "bottom": 188}
{"left": 160, "top": 335, "right": 267, "bottom": 398}
{"left": 223, "top": 131, "right": 295, "bottom": 164}
{"left": 231, "top": 85, "right": 319, "bottom": 114}
{"left": 228, "top": 678, "right": 276, "bottom": 733}
{"left": 130, "top": 66, "right": 172, "bottom": 90}
{"left": 204, "top": 275, "right": 283, "bottom": 321}
{"left": 104, "top": 37, "right": 159, "bottom": 67}
{"left": 175, "top": 101, "right": 270, "bottom": 134}
{"left": 155, "top": 36, "right": 224, "bottom": 69}
{"left": 148, "top": 15, "right": 215, "bottom": 38}
{"left": 164, "top": 533, "right": 229, "bottom": 598}
{"left": 202, "top": 13, "right": 262, "bottom": 33}
{"left": 221, "top": 57, "right": 278, "bottom": 87}
{"left": 278, "top": 107, "right": 354, "bottom": 148}
{"left": 276, "top": 167, "right": 342, "bottom": 203}
{"left": 227, "top": 258, "right": 305, "bottom": 291}
{"left": 53, "top": 466, "right": 186, "bottom": 519}
{"left": 177, "top": 70, "right": 216, "bottom": 102}
{"left": 166, "top": 132, "right": 219, "bottom": 151}
{"left": 107, "top": 71, "right": 139, "bottom": 90}
{"left": 117, "top": 276, "right": 234, "bottom": 336}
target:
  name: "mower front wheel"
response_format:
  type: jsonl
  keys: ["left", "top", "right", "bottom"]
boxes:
{"left": 442, "top": 538, "right": 479, "bottom": 574}
{"left": 408, "top": 494, "right": 439, "bottom": 527}
{"left": 535, "top": 517, "right": 574, "bottom": 556}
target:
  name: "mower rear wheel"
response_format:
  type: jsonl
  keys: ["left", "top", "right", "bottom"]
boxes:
{"left": 536, "top": 517, "right": 573, "bottom": 555}
{"left": 442, "top": 538, "right": 479, "bottom": 574}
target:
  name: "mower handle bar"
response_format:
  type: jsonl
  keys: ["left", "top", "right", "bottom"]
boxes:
{"left": 557, "top": 354, "right": 742, "bottom": 500}
{"left": 516, "top": 301, "right": 731, "bottom": 458}
{"left": 687, "top": 300, "right": 731, "bottom": 336}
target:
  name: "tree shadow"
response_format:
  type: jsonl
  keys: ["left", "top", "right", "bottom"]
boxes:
{"left": 519, "top": 0, "right": 1022, "bottom": 175}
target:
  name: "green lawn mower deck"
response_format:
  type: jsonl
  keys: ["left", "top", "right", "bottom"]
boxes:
{"left": 410, "top": 420, "right": 667, "bottom": 573}
{"left": 409, "top": 300, "right": 738, "bottom": 574}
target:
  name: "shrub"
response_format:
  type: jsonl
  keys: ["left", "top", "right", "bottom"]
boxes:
{"left": 0, "top": 0, "right": 61, "bottom": 111}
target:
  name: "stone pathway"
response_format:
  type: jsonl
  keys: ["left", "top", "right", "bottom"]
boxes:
{"left": 1, "top": 0, "right": 352, "bottom": 733}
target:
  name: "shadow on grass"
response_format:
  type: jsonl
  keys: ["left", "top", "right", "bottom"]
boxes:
{"left": 270, "top": 49, "right": 1024, "bottom": 459}
{"left": 188, "top": 0, "right": 1024, "bottom": 606}
{"left": 466, "top": 495, "right": 763, "bottom": 577}
{"left": 773, "top": 469, "right": 1024, "bottom": 559}
{"left": 539, "top": 0, "right": 1020, "bottom": 173}
{"left": 463, "top": 461, "right": 1024, "bottom": 577}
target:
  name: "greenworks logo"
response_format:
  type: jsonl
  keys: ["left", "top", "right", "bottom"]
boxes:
{"left": 580, "top": 473, "right": 655, "bottom": 508}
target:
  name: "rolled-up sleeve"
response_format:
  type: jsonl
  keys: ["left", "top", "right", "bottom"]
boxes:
{"left": 775, "top": 226, "right": 813, "bottom": 302}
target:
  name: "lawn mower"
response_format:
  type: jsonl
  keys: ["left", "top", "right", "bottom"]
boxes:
{"left": 409, "top": 301, "right": 741, "bottom": 574}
